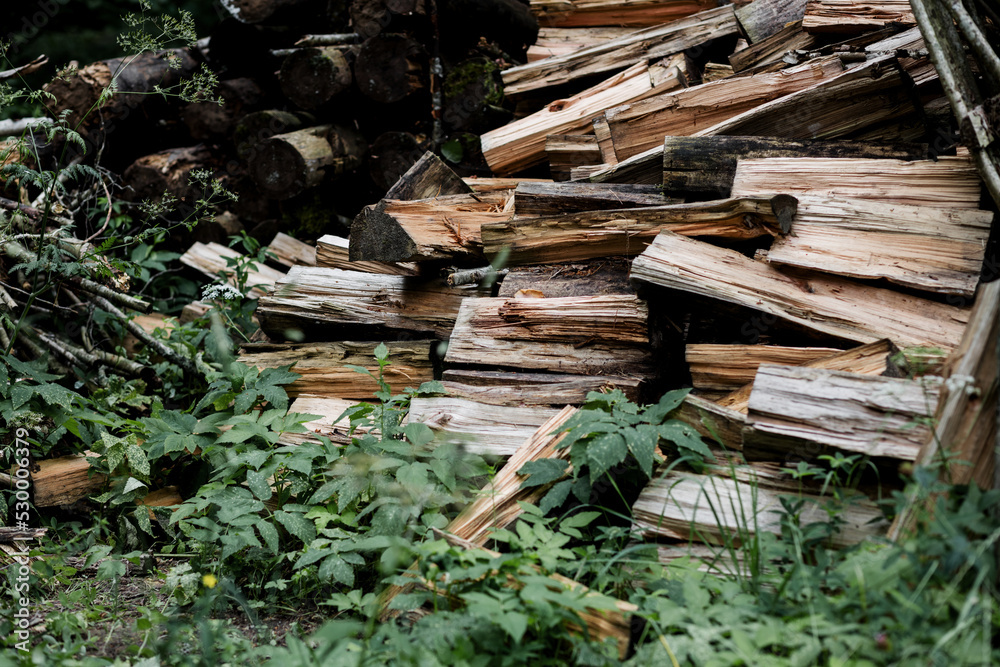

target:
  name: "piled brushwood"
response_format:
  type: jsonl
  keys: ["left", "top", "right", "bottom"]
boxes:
{"left": 3, "top": 0, "right": 999, "bottom": 655}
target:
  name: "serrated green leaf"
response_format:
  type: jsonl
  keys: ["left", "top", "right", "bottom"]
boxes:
{"left": 518, "top": 458, "right": 570, "bottom": 488}
{"left": 586, "top": 432, "right": 628, "bottom": 482}
{"left": 319, "top": 554, "right": 354, "bottom": 586}
{"left": 402, "top": 422, "right": 435, "bottom": 448}
{"left": 396, "top": 461, "right": 429, "bottom": 488}
{"left": 276, "top": 510, "right": 316, "bottom": 544}
{"left": 373, "top": 342, "right": 389, "bottom": 362}
{"left": 628, "top": 423, "right": 661, "bottom": 478}
{"left": 660, "top": 420, "right": 712, "bottom": 459}
{"left": 11, "top": 384, "right": 32, "bottom": 410}
{"left": 246, "top": 469, "right": 273, "bottom": 501}
{"left": 125, "top": 442, "right": 150, "bottom": 477}
{"left": 257, "top": 520, "right": 280, "bottom": 554}
{"left": 645, "top": 388, "right": 692, "bottom": 424}
{"left": 539, "top": 479, "right": 573, "bottom": 514}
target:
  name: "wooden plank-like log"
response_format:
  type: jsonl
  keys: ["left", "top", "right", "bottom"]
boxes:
{"left": 277, "top": 396, "right": 364, "bottom": 447}
{"left": 497, "top": 261, "right": 633, "bottom": 298}
{"left": 530, "top": 0, "right": 717, "bottom": 28}
{"left": 384, "top": 150, "right": 473, "bottom": 201}
{"left": 604, "top": 56, "right": 844, "bottom": 161}
{"left": 632, "top": 469, "right": 888, "bottom": 547}
{"left": 765, "top": 196, "right": 993, "bottom": 297}
{"left": 717, "top": 339, "right": 897, "bottom": 414}
{"left": 25, "top": 452, "right": 105, "bottom": 507}
{"left": 441, "top": 369, "right": 643, "bottom": 406}
{"left": 803, "top": 0, "right": 915, "bottom": 34}
{"left": 735, "top": 0, "right": 809, "bottom": 43}
{"left": 350, "top": 192, "right": 512, "bottom": 262}
{"left": 482, "top": 195, "right": 795, "bottom": 265}
{"left": 528, "top": 27, "right": 636, "bottom": 62}
{"left": 687, "top": 344, "right": 841, "bottom": 394}
{"left": 445, "top": 297, "right": 654, "bottom": 376}
{"left": 728, "top": 20, "right": 819, "bottom": 72}
{"left": 256, "top": 267, "right": 468, "bottom": 340}
{"left": 482, "top": 58, "right": 687, "bottom": 175}
{"left": 695, "top": 56, "right": 920, "bottom": 141}
{"left": 464, "top": 177, "right": 553, "bottom": 193}
{"left": 267, "top": 232, "right": 316, "bottom": 267}
{"left": 472, "top": 294, "right": 649, "bottom": 344}
{"left": 408, "top": 397, "right": 561, "bottom": 457}
{"left": 315, "top": 235, "right": 419, "bottom": 275}
{"left": 180, "top": 242, "right": 285, "bottom": 298}
{"left": 662, "top": 136, "right": 929, "bottom": 197}
{"left": 499, "top": 5, "right": 736, "bottom": 97}
{"left": 630, "top": 231, "right": 971, "bottom": 351}
{"left": 674, "top": 394, "right": 746, "bottom": 451}
{"left": 730, "top": 154, "right": 983, "bottom": 209}
{"left": 545, "top": 135, "right": 601, "bottom": 181}
{"left": 239, "top": 340, "right": 434, "bottom": 400}
{"left": 745, "top": 365, "right": 942, "bottom": 461}
{"left": 513, "top": 181, "right": 674, "bottom": 216}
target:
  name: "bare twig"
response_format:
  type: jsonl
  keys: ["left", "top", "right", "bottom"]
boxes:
{"left": 92, "top": 295, "right": 197, "bottom": 375}
{"left": 294, "top": 33, "right": 360, "bottom": 46}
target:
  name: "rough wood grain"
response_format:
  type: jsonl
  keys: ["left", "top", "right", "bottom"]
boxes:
{"left": 27, "top": 452, "right": 106, "bottom": 507}
{"left": 528, "top": 27, "right": 636, "bottom": 62}
{"left": 267, "top": 232, "right": 316, "bottom": 267}
{"left": 445, "top": 297, "right": 655, "bottom": 376}
{"left": 530, "top": 0, "right": 717, "bottom": 28}
{"left": 735, "top": 0, "right": 809, "bottom": 43}
{"left": 766, "top": 196, "right": 993, "bottom": 297}
{"left": 730, "top": 155, "right": 983, "bottom": 209}
{"left": 513, "top": 181, "right": 674, "bottom": 216}
{"left": 408, "top": 397, "right": 561, "bottom": 456}
{"left": 545, "top": 134, "right": 602, "bottom": 180}
{"left": 471, "top": 294, "right": 649, "bottom": 344}
{"left": 803, "top": 0, "right": 915, "bottom": 33}
{"left": 482, "top": 195, "right": 796, "bottom": 266}
{"left": 256, "top": 267, "right": 468, "bottom": 339}
{"left": 630, "top": 231, "right": 971, "bottom": 351}
{"left": 315, "top": 235, "right": 419, "bottom": 275}
{"left": 497, "top": 261, "right": 633, "bottom": 298}
{"left": 729, "top": 20, "right": 819, "bottom": 71}
{"left": 744, "top": 365, "right": 942, "bottom": 461}
{"left": 180, "top": 241, "right": 285, "bottom": 298}
{"left": 499, "top": 5, "right": 736, "bottom": 97}
{"left": 440, "top": 369, "right": 643, "bottom": 406}
{"left": 687, "top": 344, "right": 842, "bottom": 394}
{"left": 674, "top": 394, "right": 746, "bottom": 451}
{"left": 277, "top": 396, "right": 365, "bottom": 447}
{"left": 239, "top": 340, "right": 434, "bottom": 399}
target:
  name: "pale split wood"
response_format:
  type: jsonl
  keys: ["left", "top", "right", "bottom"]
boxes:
{"left": 603, "top": 56, "right": 845, "bottom": 161}
{"left": 277, "top": 396, "right": 368, "bottom": 447}
{"left": 632, "top": 469, "right": 889, "bottom": 548}
{"left": 729, "top": 20, "right": 819, "bottom": 72}
{"left": 528, "top": 27, "right": 637, "bottom": 61}
{"left": 445, "top": 297, "right": 655, "bottom": 376}
{"left": 440, "top": 369, "right": 643, "bottom": 406}
{"left": 481, "top": 195, "right": 794, "bottom": 266}
{"left": 765, "top": 196, "right": 993, "bottom": 297}
{"left": 673, "top": 394, "right": 746, "bottom": 452}
{"left": 21, "top": 451, "right": 105, "bottom": 507}
{"left": 743, "top": 365, "right": 942, "bottom": 461}
{"left": 238, "top": 340, "right": 435, "bottom": 400}
{"left": 463, "top": 176, "right": 554, "bottom": 193}
{"left": 629, "top": 231, "right": 971, "bottom": 351}
{"left": 179, "top": 241, "right": 286, "bottom": 298}
{"left": 545, "top": 134, "right": 601, "bottom": 180}
{"left": 687, "top": 344, "right": 841, "bottom": 394}
{"left": 735, "top": 0, "right": 809, "bottom": 44}
{"left": 267, "top": 232, "right": 316, "bottom": 267}
{"left": 802, "top": 0, "right": 915, "bottom": 33}
{"left": 473, "top": 294, "right": 649, "bottom": 344}
{"left": 482, "top": 58, "right": 687, "bottom": 175}
{"left": 315, "top": 235, "right": 419, "bottom": 275}
{"left": 717, "top": 339, "right": 897, "bottom": 414}
{"left": 730, "top": 155, "right": 983, "bottom": 209}
{"left": 407, "top": 397, "right": 562, "bottom": 457}
{"left": 530, "top": 0, "right": 717, "bottom": 28}
{"left": 499, "top": 5, "right": 736, "bottom": 97}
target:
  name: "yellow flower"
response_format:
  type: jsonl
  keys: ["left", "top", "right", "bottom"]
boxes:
{"left": 202, "top": 574, "right": 218, "bottom": 589}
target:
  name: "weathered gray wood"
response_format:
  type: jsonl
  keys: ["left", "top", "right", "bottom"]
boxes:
{"left": 239, "top": 340, "right": 434, "bottom": 399}
{"left": 662, "top": 136, "right": 929, "bottom": 196}
{"left": 629, "top": 231, "right": 971, "bottom": 351}
{"left": 530, "top": 0, "right": 717, "bottom": 28}
{"left": 481, "top": 195, "right": 796, "bottom": 266}
{"left": 632, "top": 468, "right": 888, "bottom": 547}
{"left": 497, "top": 261, "right": 633, "bottom": 298}
{"left": 445, "top": 297, "right": 655, "bottom": 376}
{"left": 408, "top": 397, "right": 561, "bottom": 457}
{"left": 499, "top": 5, "right": 737, "bottom": 97}
{"left": 256, "top": 267, "right": 468, "bottom": 340}
{"left": 267, "top": 232, "right": 317, "bottom": 268}
{"left": 545, "top": 134, "right": 601, "bottom": 181}
{"left": 385, "top": 150, "right": 474, "bottom": 201}
{"left": 728, "top": 20, "right": 819, "bottom": 72}
{"left": 744, "top": 365, "right": 942, "bottom": 461}
{"left": 674, "top": 394, "right": 746, "bottom": 451}
{"left": 513, "top": 182, "right": 675, "bottom": 216}
{"left": 735, "top": 0, "right": 809, "bottom": 43}
{"left": 765, "top": 196, "right": 993, "bottom": 297}
{"left": 440, "top": 369, "right": 643, "bottom": 406}
{"left": 803, "top": 0, "right": 915, "bottom": 33}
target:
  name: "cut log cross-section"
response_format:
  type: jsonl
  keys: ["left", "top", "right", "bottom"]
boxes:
{"left": 278, "top": 46, "right": 353, "bottom": 109}
{"left": 249, "top": 124, "right": 366, "bottom": 199}
{"left": 316, "top": 235, "right": 419, "bottom": 275}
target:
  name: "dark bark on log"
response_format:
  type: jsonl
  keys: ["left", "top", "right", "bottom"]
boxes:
{"left": 354, "top": 33, "right": 428, "bottom": 104}
{"left": 497, "top": 260, "right": 633, "bottom": 298}
{"left": 736, "top": 0, "right": 809, "bottom": 43}
{"left": 233, "top": 110, "right": 306, "bottom": 160}
{"left": 249, "top": 124, "right": 365, "bottom": 199}
{"left": 385, "top": 150, "right": 472, "bottom": 200}
{"left": 181, "top": 78, "right": 264, "bottom": 141}
{"left": 121, "top": 145, "right": 222, "bottom": 205}
{"left": 368, "top": 131, "right": 428, "bottom": 192}
{"left": 512, "top": 182, "right": 678, "bottom": 216}
{"left": 279, "top": 47, "right": 353, "bottom": 110}
{"left": 728, "top": 20, "right": 819, "bottom": 72}
{"left": 350, "top": 0, "right": 428, "bottom": 39}
{"left": 438, "top": 0, "right": 539, "bottom": 61}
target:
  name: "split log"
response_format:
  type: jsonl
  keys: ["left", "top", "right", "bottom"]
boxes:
{"left": 500, "top": 4, "right": 737, "bottom": 97}
{"left": 890, "top": 280, "right": 999, "bottom": 539}
{"left": 481, "top": 57, "right": 687, "bottom": 175}
{"left": 765, "top": 196, "right": 993, "bottom": 297}
{"left": 440, "top": 369, "right": 643, "bottom": 405}
{"left": 586, "top": 149, "right": 664, "bottom": 184}
{"left": 802, "top": 0, "right": 915, "bottom": 33}
{"left": 463, "top": 176, "right": 553, "bottom": 193}
{"left": 687, "top": 344, "right": 842, "bottom": 395}
{"left": 527, "top": 27, "right": 635, "bottom": 62}
{"left": 180, "top": 241, "right": 285, "bottom": 298}
{"left": 121, "top": 145, "right": 221, "bottom": 205}
{"left": 512, "top": 181, "right": 674, "bottom": 216}
{"left": 277, "top": 396, "right": 364, "bottom": 447}
{"left": 591, "top": 116, "right": 617, "bottom": 165}
{"left": 249, "top": 124, "right": 366, "bottom": 199}
{"left": 444, "top": 296, "right": 654, "bottom": 375}
{"left": 673, "top": 394, "right": 746, "bottom": 451}
{"left": 316, "top": 235, "right": 419, "bottom": 274}
{"left": 350, "top": 192, "right": 511, "bottom": 262}
{"left": 735, "top": 0, "right": 809, "bottom": 44}
{"left": 728, "top": 20, "right": 819, "bottom": 72}
{"left": 180, "top": 77, "right": 264, "bottom": 141}
{"left": 256, "top": 267, "right": 467, "bottom": 339}
{"left": 481, "top": 195, "right": 796, "bottom": 266}
{"left": 27, "top": 452, "right": 105, "bottom": 507}
{"left": 717, "top": 339, "right": 897, "bottom": 414}
{"left": 278, "top": 46, "right": 353, "bottom": 109}
{"left": 696, "top": 56, "right": 920, "bottom": 141}
{"left": 730, "top": 155, "right": 983, "bottom": 209}
{"left": 385, "top": 150, "right": 473, "bottom": 200}
{"left": 603, "top": 56, "right": 845, "bottom": 161}
{"left": 701, "top": 63, "right": 734, "bottom": 82}
{"left": 408, "top": 397, "right": 561, "bottom": 456}
{"left": 632, "top": 468, "right": 888, "bottom": 547}
{"left": 529, "top": 0, "right": 717, "bottom": 27}
{"left": 472, "top": 294, "right": 649, "bottom": 344}
{"left": 239, "top": 340, "right": 434, "bottom": 399}
{"left": 497, "top": 261, "right": 633, "bottom": 298}
{"left": 354, "top": 33, "right": 427, "bottom": 103}
{"left": 267, "top": 232, "right": 317, "bottom": 267}
{"left": 137, "top": 486, "right": 183, "bottom": 521}
{"left": 630, "top": 231, "right": 971, "bottom": 351}
{"left": 232, "top": 109, "right": 305, "bottom": 160}
{"left": 662, "top": 136, "right": 929, "bottom": 197}
{"left": 545, "top": 135, "right": 601, "bottom": 180}
{"left": 743, "top": 365, "right": 942, "bottom": 461}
